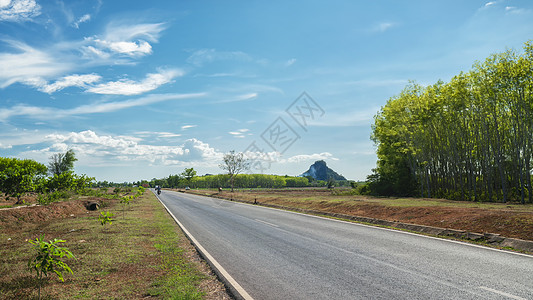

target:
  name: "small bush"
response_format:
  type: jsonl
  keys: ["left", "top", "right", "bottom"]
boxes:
{"left": 37, "top": 190, "right": 72, "bottom": 205}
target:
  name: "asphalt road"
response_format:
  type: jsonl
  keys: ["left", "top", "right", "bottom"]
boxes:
{"left": 156, "top": 190, "right": 533, "bottom": 300}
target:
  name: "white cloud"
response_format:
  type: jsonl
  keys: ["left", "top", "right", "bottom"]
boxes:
{"left": 0, "top": 92, "right": 205, "bottom": 120}
{"left": 73, "top": 14, "right": 91, "bottom": 28}
{"left": 371, "top": 22, "right": 396, "bottom": 33}
{"left": 505, "top": 6, "right": 530, "bottom": 14}
{"left": 229, "top": 128, "right": 251, "bottom": 138}
{"left": 285, "top": 58, "right": 297, "bottom": 67}
{"left": 283, "top": 152, "right": 337, "bottom": 163}
{"left": 87, "top": 69, "right": 183, "bottom": 95}
{"left": 0, "top": 0, "right": 40, "bottom": 22}
{"left": 36, "top": 74, "right": 101, "bottom": 93}
{"left": 135, "top": 131, "right": 181, "bottom": 138}
{"left": 0, "top": 41, "right": 71, "bottom": 88}
{"left": 85, "top": 22, "right": 166, "bottom": 58}
{"left": 186, "top": 48, "right": 252, "bottom": 66}
{"left": 181, "top": 125, "right": 197, "bottom": 130}
{"left": 94, "top": 39, "right": 152, "bottom": 57}
{"left": 41, "top": 130, "right": 222, "bottom": 165}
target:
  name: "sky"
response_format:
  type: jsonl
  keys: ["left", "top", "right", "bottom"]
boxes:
{"left": 1, "top": 0, "right": 533, "bottom": 183}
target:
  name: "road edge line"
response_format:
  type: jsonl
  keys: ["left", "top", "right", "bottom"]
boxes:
{"left": 152, "top": 191, "right": 254, "bottom": 300}
{"left": 186, "top": 191, "right": 533, "bottom": 258}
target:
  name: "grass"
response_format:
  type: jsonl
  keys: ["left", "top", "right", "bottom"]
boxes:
{"left": 0, "top": 190, "right": 220, "bottom": 299}
{"left": 199, "top": 187, "right": 533, "bottom": 211}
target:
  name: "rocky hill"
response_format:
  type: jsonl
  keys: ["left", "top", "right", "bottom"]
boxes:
{"left": 300, "top": 160, "right": 346, "bottom": 181}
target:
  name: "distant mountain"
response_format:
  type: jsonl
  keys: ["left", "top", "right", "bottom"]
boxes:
{"left": 300, "top": 160, "right": 346, "bottom": 181}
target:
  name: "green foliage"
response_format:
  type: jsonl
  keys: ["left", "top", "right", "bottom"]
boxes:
{"left": 0, "top": 157, "right": 47, "bottom": 204}
{"left": 370, "top": 40, "right": 533, "bottom": 203}
{"left": 99, "top": 211, "right": 114, "bottom": 227}
{"left": 48, "top": 149, "right": 77, "bottom": 176}
{"left": 37, "top": 190, "right": 72, "bottom": 205}
{"left": 181, "top": 168, "right": 197, "bottom": 186}
{"left": 28, "top": 235, "right": 75, "bottom": 299}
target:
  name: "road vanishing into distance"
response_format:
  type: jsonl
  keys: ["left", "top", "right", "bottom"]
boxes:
{"left": 156, "top": 190, "right": 533, "bottom": 300}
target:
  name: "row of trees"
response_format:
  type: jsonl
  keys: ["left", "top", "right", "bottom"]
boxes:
{"left": 0, "top": 150, "right": 94, "bottom": 204}
{"left": 369, "top": 41, "right": 533, "bottom": 203}
{"left": 152, "top": 173, "right": 315, "bottom": 189}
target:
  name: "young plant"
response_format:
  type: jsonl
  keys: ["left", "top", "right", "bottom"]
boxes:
{"left": 27, "top": 235, "right": 75, "bottom": 300}
{"left": 119, "top": 196, "right": 131, "bottom": 219}
{"left": 99, "top": 211, "right": 114, "bottom": 229}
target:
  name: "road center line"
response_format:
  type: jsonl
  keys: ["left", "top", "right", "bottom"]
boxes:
{"left": 254, "top": 219, "right": 279, "bottom": 228}
{"left": 479, "top": 286, "right": 527, "bottom": 300}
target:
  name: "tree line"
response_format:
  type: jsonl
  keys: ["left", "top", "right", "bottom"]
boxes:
{"left": 151, "top": 173, "right": 318, "bottom": 189}
{"left": 0, "top": 150, "right": 94, "bottom": 204}
{"left": 369, "top": 41, "right": 533, "bottom": 203}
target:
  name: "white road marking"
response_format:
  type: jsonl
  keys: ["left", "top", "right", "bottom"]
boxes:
{"left": 202, "top": 194, "right": 533, "bottom": 258}
{"left": 479, "top": 286, "right": 527, "bottom": 300}
{"left": 154, "top": 191, "right": 254, "bottom": 300}
{"left": 254, "top": 219, "right": 279, "bottom": 228}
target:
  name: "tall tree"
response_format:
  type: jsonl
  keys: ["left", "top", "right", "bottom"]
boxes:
{"left": 48, "top": 150, "right": 77, "bottom": 176}
{"left": 219, "top": 151, "right": 250, "bottom": 192}
{"left": 370, "top": 40, "right": 533, "bottom": 203}
{"left": 181, "top": 168, "right": 197, "bottom": 187}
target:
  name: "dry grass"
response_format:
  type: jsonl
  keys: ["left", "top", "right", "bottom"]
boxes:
{"left": 0, "top": 190, "right": 230, "bottom": 299}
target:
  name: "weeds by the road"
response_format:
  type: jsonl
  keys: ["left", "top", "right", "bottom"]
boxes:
{"left": 0, "top": 190, "right": 227, "bottom": 299}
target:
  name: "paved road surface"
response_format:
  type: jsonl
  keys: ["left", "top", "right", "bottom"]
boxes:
{"left": 156, "top": 190, "right": 533, "bottom": 300}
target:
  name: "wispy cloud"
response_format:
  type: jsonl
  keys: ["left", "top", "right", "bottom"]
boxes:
{"left": 283, "top": 152, "right": 337, "bottom": 163}
{"left": 135, "top": 131, "right": 181, "bottom": 138}
{"left": 73, "top": 14, "right": 91, "bottom": 28}
{"left": 181, "top": 125, "right": 197, "bottom": 130}
{"left": 85, "top": 22, "right": 167, "bottom": 58}
{"left": 371, "top": 22, "right": 396, "bottom": 33}
{"left": 87, "top": 69, "right": 183, "bottom": 95}
{"left": 186, "top": 48, "right": 252, "bottom": 67}
{"left": 0, "top": 0, "right": 41, "bottom": 22}
{"left": 0, "top": 93, "right": 205, "bottom": 120}
{"left": 505, "top": 6, "right": 530, "bottom": 14}
{"left": 0, "top": 40, "right": 71, "bottom": 88}
{"left": 228, "top": 128, "right": 250, "bottom": 138}
{"left": 285, "top": 58, "right": 297, "bottom": 67}
{"left": 36, "top": 73, "right": 102, "bottom": 93}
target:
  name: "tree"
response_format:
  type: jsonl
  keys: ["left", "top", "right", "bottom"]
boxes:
{"left": 0, "top": 157, "right": 47, "bottom": 204}
{"left": 219, "top": 151, "right": 250, "bottom": 192}
{"left": 48, "top": 150, "right": 77, "bottom": 176}
{"left": 28, "top": 235, "right": 75, "bottom": 300}
{"left": 181, "top": 168, "right": 197, "bottom": 187}
{"left": 369, "top": 40, "right": 533, "bottom": 202}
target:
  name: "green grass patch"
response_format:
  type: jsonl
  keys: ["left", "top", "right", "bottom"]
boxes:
{"left": 0, "top": 190, "right": 217, "bottom": 299}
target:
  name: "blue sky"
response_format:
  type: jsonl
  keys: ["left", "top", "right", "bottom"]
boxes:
{"left": 1, "top": 0, "right": 533, "bottom": 182}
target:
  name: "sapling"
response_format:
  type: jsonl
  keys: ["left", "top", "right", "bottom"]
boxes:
{"left": 28, "top": 235, "right": 75, "bottom": 300}
{"left": 119, "top": 196, "right": 131, "bottom": 219}
{"left": 99, "top": 211, "right": 114, "bottom": 229}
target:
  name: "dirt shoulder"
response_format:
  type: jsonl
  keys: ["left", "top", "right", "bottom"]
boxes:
{"left": 183, "top": 188, "right": 533, "bottom": 242}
